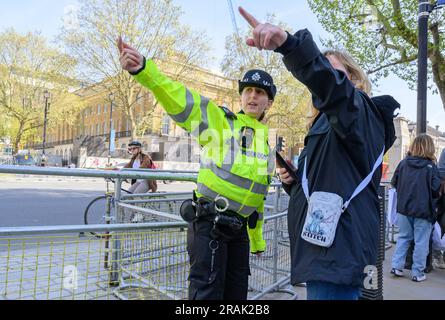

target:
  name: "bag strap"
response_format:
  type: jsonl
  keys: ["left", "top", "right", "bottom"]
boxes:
{"left": 302, "top": 147, "right": 385, "bottom": 212}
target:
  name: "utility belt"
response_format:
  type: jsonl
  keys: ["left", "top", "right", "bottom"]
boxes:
{"left": 180, "top": 193, "right": 259, "bottom": 231}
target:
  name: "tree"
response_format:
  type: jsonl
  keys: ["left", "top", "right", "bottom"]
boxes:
{"left": 221, "top": 17, "right": 311, "bottom": 149}
{"left": 308, "top": 0, "right": 445, "bottom": 111}
{"left": 0, "top": 29, "right": 83, "bottom": 153}
{"left": 60, "top": 0, "right": 210, "bottom": 140}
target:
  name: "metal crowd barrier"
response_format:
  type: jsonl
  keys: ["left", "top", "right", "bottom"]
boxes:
{"left": 0, "top": 166, "right": 296, "bottom": 300}
{"left": 112, "top": 184, "right": 295, "bottom": 300}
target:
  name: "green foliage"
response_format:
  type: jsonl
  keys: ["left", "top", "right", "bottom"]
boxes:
{"left": 308, "top": 0, "right": 445, "bottom": 108}
{"left": 60, "top": 0, "right": 211, "bottom": 139}
{"left": 0, "top": 29, "right": 83, "bottom": 152}
{"left": 222, "top": 16, "right": 311, "bottom": 148}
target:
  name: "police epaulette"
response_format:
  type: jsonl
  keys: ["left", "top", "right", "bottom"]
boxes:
{"left": 219, "top": 106, "right": 237, "bottom": 119}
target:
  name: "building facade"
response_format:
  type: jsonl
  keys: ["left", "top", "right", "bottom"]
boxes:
{"left": 386, "top": 117, "right": 445, "bottom": 181}
{"left": 28, "top": 60, "right": 240, "bottom": 167}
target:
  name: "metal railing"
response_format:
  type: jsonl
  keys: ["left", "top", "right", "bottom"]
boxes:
{"left": 0, "top": 156, "right": 13, "bottom": 166}
{"left": 0, "top": 165, "right": 295, "bottom": 300}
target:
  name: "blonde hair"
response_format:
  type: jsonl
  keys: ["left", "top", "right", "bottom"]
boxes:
{"left": 408, "top": 134, "right": 437, "bottom": 162}
{"left": 307, "top": 50, "right": 372, "bottom": 129}
{"left": 324, "top": 50, "right": 372, "bottom": 95}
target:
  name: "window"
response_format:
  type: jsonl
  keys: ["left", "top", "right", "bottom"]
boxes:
{"left": 103, "top": 122, "right": 107, "bottom": 135}
{"left": 96, "top": 124, "right": 100, "bottom": 136}
{"left": 97, "top": 104, "right": 101, "bottom": 114}
{"left": 162, "top": 113, "right": 170, "bottom": 135}
{"left": 103, "top": 104, "right": 108, "bottom": 114}
{"left": 126, "top": 119, "right": 131, "bottom": 132}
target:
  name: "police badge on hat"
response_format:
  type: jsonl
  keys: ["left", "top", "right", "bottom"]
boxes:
{"left": 239, "top": 69, "right": 277, "bottom": 100}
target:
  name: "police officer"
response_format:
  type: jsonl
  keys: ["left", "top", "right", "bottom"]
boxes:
{"left": 118, "top": 38, "right": 276, "bottom": 300}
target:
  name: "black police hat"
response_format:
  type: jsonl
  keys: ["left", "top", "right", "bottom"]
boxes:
{"left": 239, "top": 69, "right": 276, "bottom": 100}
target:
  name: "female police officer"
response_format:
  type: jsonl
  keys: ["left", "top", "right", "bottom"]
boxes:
{"left": 118, "top": 38, "right": 276, "bottom": 300}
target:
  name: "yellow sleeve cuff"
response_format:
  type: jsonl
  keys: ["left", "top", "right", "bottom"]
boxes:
{"left": 247, "top": 219, "right": 266, "bottom": 254}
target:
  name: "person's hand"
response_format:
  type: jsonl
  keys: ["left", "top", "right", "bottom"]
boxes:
{"left": 239, "top": 7, "right": 288, "bottom": 51}
{"left": 117, "top": 36, "right": 144, "bottom": 73}
{"left": 276, "top": 167, "right": 295, "bottom": 185}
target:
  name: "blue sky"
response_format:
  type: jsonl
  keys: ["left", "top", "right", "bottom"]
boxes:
{"left": 0, "top": 0, "right": 444, "bottom": 128}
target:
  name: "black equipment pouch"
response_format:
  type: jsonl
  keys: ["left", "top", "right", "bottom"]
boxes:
{"left": 214, "top": 214, "right": 243, "bottom": 231}
{"left": 248, "top": 211, "right": 259, "bottom": 229}
{"left": 180, "top": 199, "right": 197, "bottom": 223}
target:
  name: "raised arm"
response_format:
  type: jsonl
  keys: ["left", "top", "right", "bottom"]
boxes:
{"left": 118, "top": 37, "right": 229, "bottom": 147}
{"left": 239, "top": 8, "right": 372, "bottom": 143}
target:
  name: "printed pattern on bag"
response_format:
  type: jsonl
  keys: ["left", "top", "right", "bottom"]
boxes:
{"left": 301, "top": 192, "right": 343, "bottom": 247}
{"left": 300, "top": 147, "right": 385, "bottom": 248}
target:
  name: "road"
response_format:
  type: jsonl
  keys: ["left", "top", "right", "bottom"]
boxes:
{"left": 0, "top": 175, "right": 196, "bottom": 228}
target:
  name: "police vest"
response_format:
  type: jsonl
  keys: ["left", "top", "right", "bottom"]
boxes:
{"left": 133, "top": 59, "right": 275, "bottom": 253}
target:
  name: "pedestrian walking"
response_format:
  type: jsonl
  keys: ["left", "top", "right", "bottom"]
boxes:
{"left": 390, "top": 134, "right": 441, "bottom": 282}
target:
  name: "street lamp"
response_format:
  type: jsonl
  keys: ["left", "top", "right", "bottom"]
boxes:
{"left": 416, "top": 0, "right": 445, "bottom": 135}
{"left": 108, "top": 92, "right": 114, "bottom": 165}
{"left": 42, "top": 90, "right": 51, "bottom": 166}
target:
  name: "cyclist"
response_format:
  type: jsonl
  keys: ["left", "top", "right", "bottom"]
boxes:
{"left": 124, "top": 141, "right": 157, "bottom": 194}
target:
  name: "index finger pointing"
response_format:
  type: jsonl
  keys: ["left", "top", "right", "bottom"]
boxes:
{"left": 239, "top": 6, "right": 260, "bottom": 28}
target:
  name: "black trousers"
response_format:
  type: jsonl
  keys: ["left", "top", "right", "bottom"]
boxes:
{"left": 187, "top": 218, "right": 250, "bottom": 300}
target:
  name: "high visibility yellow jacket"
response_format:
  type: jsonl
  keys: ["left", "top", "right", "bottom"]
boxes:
{"left": 133, "top": 58, "right": 275, "bottom": 253}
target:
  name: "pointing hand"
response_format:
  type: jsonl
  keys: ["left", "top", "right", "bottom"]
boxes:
{"left": 117, "top": 37, "right": 144, "bottom": 73}
{"left": 239, "top": 7, "right": 288, "bottom": 51}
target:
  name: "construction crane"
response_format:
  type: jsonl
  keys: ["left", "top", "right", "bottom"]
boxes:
{"left": 227, "top": 0, "right": 248, "bottom": 65}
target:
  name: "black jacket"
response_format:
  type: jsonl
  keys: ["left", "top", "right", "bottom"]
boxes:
{"left": 277, "top": 29, "right": 399, "bottom": 287}
{"left": 391, "top": 156, "right": 441, "bottom": 222}
{"left": 438, "top": 148, "right": 445, "bottom": 179}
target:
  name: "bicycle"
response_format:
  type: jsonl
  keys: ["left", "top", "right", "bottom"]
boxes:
{"left": 83, "top": 178, "right": 132, "bottom": 237}
{"left": 83, "top": 177, "right": 174, "bottom": 270}
{"left": 84, "top": 179, "right": 174, "bottom": 229}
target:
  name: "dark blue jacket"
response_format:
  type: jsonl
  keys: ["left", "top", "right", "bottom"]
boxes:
{"left": 438, "top": 149, "right": 445, "bottom": 179}
{"left": 391, "top": 156, "right": 441, "bottom": 222}
{"left": 276, "top": 29, "right": 399, "bottom": 287}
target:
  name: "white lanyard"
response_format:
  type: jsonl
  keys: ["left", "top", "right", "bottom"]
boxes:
{"left": 302, "top": 147, "right": 385, "bottom": 212}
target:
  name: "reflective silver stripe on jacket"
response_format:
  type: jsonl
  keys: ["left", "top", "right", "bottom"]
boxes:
{"left": 200, "top": 160, "right": 269, "bottom": 195}
{"left": 191, "top": 96, "right": 210, "bottom": 137}
{"left": 169, "top": 89, "right": 194, "bottom": 123}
